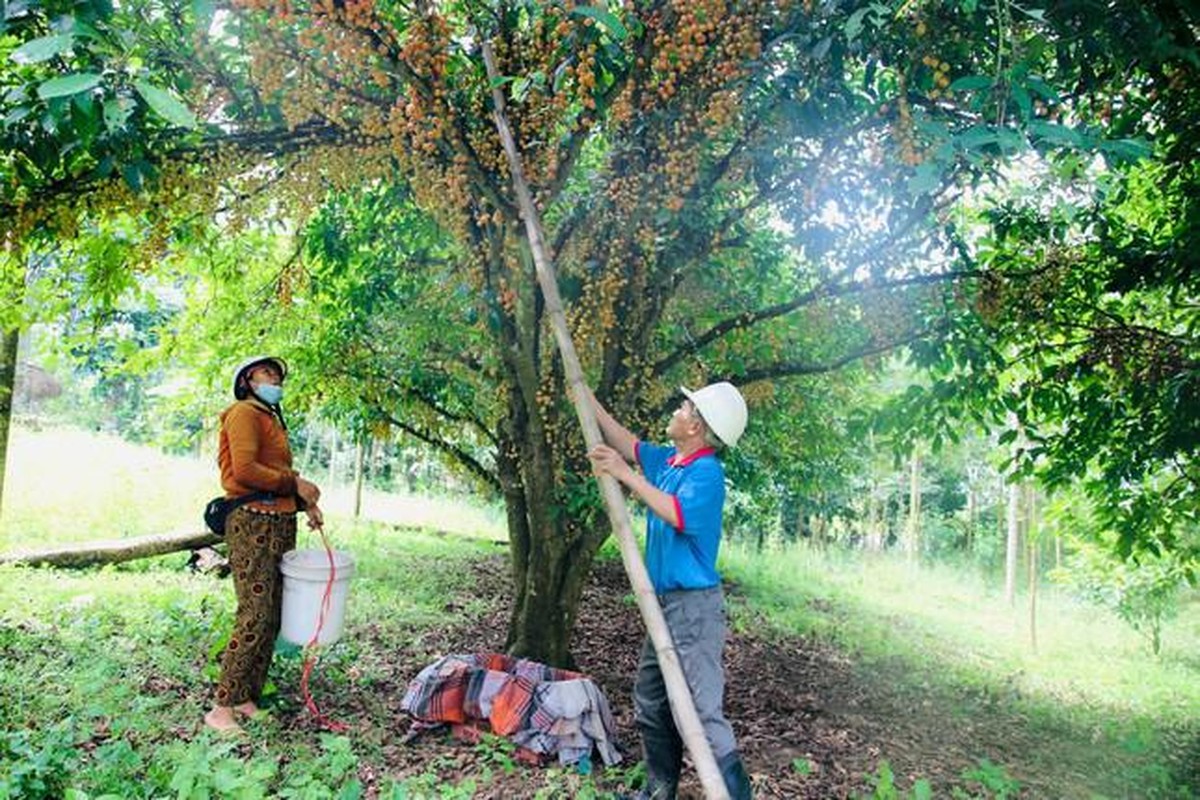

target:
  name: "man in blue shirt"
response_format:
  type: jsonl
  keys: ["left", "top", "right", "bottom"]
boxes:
{"left": 588, "top": 382, "right": 752, "bottom": 800}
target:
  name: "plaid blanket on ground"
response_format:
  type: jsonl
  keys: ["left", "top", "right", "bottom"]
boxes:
{"left": 400, "top": 653, "right": 622, "bottom": 767}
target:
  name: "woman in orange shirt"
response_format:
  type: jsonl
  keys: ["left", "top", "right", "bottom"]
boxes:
{"left": 204, "top": 355, "right": 323, "bottom": 733}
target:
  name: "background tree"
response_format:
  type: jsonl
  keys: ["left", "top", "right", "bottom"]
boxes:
{"left": 889, "top": 0, "right": 1200, "bottom": 565}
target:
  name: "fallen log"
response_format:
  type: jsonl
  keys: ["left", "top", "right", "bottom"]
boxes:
{"left": 0, "top": 530, "right": 221, "bottom": 568}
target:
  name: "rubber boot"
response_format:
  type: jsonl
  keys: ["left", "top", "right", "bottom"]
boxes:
{"left": 718, "top": 751, "right": 753, "bottom": 800}
{"left": 634, "top": 728, "right": 682, "bottom": 800}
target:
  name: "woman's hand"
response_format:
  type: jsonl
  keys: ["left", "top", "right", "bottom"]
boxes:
{"left": 296, "top": 476, "right": 321, "bottom": 508}
{"left": 304, "top": 503, "right": 324, "bottom": 530}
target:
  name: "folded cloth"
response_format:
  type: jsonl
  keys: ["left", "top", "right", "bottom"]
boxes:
{"left": 400, "top": 653, "right": 623, "bottom": 767}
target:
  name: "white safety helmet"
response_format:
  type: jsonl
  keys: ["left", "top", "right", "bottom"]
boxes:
{"left": 680, "top": 382, "right": 748, "bottom": 447}
{"left": 231, "top": 355, "right": 288, "bottom": 400}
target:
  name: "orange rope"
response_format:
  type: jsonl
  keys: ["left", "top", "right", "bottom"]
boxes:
{"left": 297, "top": 524, "right": 349, "bottom": 732}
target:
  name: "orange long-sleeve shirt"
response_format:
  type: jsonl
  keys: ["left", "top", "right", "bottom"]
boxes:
{"left": 218, "top": 399, "right": 300, "bottom": 514}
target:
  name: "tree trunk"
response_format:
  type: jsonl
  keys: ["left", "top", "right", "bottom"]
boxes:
{"left": 302, "top": 422, "right": 316, "bottom": 471}
{"left": 0, "top": 530, "right": 221, "bottom": 568}
{"left": 354, "top": 433, "right": 366, "bottom": 518}
{"left": 1004, "top": 480, "right": 1021, "bottom": 605}
{"left": 907, "top": 448, "right": 922, "bottom": 561}
{"left": 812, "top": 508, "right": 828, "bottom": 549}
{"left": 779, "top": 492, "right": 800, "bottom": 549}
{"left": 865, "top": 490, "right": 884, "bottom": 552}
{"left": 327, "top": 426, "right": 338, "bottom": 487}
{"left": 965, "top": 467, "right": 977, "bottom": 554}
{"left": 498, "top": 414, "right": 603, "bottom": 669}
{"left": 0, "top": 327, "right": 18, "bottom": 518}
{"left": 1026, "top": 485, "right": 1039, "bottom": 653}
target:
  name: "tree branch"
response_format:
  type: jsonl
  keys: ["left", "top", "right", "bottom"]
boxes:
{"left": 654, "top": 269, "right": 981, "bottom": 375}
{"left": 376, "top": 407, "right": 500, "bottom": 492}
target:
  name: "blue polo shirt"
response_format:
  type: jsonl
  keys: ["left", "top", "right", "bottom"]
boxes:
{"left": 635, "top": 441, "right": 726, "bottom": 594}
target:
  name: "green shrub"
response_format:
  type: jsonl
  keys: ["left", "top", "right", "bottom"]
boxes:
{"left": 0, "top": 724, "right": 78, "bottom": 800}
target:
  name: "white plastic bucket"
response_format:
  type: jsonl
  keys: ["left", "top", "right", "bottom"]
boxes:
{"left": 280, "top": 548, "right": 355, "bottom": 646}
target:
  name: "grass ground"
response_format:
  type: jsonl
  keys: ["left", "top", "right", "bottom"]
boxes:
{"left": 720, "top": 543, "right": 1200, "bottom": 798}
{"left": 1, "top": 426, "right": 1196, "bottom": 798}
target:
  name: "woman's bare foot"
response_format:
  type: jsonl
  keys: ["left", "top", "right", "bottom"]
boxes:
{"left": 233, "top": 701, "right": 261, "bottom": 718}
{"left": 204, "top": 705, "right": 242, "bottom": 733}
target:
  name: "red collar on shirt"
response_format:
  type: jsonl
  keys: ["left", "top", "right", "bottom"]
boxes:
{"left": 668, "top": 447, "right": 716, "bottom": 468}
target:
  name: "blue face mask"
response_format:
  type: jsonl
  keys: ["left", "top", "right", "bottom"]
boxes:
{"left": 252, "top": 383, "right": 284, "bottom": 405}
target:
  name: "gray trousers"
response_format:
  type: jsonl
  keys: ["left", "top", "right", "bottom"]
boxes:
{"left": 633, "top": 586, "right": 738, "bottom": 761}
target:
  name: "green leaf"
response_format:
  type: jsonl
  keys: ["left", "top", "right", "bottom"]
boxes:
{"left": 511, "top": 76, "right": 532, "bottom": 102}
{"left": 134, "top": 79, "right": 197, "bottom": 128}
{"left": 192, "top": 0, "right": 216, "bottom": 27}
{"left": 570, "top": 6, "right": 627, "bottom": 40}
{"left": 1101, "top": 137, "right": 1152, "bottom": 163}
{"left": 102, "top": 95, "right": 134, "bottom": 131}
{"left": 1028, "top": 119, "right": 1080, "bottom": 148}
{"left": 11, "top": 33, "right": 74, "bottom": 64}
{"left": 844, "top": 7, "right": 870, "bottom": 41}
{"left": 4, "top": 106, "right": 31, "bottom": 126}
{"left": 37, "top": 72, "right": 101, "bottom": 99}
{"left": 948, "top": 75, "right": 993, "bottom": 92}
{"left": 1024, "top": 76, "right": 1059, "bottom": 103}
{"left": 906, "top": 161, "right": 942, "bottom": 195}
{"left": 121, "top": 160, "right": 144, "bottom": 192}
{"left": 337, "top": 779, "right": 364, "bottom": 800}
{"left": 1011, "top": 86, "right": 1032, "bottom": 121}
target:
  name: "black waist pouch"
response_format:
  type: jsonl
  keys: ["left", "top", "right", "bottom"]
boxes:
{"left": 203, "top": 492, "right": 275, "bottom": 535}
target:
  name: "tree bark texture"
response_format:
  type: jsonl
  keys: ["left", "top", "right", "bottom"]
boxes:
{"left": 0, "top": 530, "right": 221, "bottom": 568}
{"left": 0, "top": 327, "right": 17, "bottom": 517}
{"left": 354, "top": 435, "right": 366, "bottom": 518}
{"left": 1004, "top": 480, "right": 1021, "bottom": 606}
{"left": 1025, "top": 483, "right": 1039, "bottom": 652}
{"left": 907, "top": 449, "right": 922, "bottom": 561}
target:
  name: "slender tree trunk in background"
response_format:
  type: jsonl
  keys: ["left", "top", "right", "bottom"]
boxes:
{"left": 0, "top": 240, "right": 24, "bottom": 520}
{"left": 1005, "top": 480, "right": 1021, "bottom": 606}
{"left": 863, "top": 429, "right": 883, "bottom": 552}
{"left": 368, "top": 437, "right": 378, "bottom": 486}
{"left": 866, "top": 490, "right": 883, "bottom": 552}
{"left": 1026, "top": 484, "right": 1039, "bottom": 652}
{"left": 0, "top": 327, "right": 18, "bottom": 518}
{"left": 779, "top": 492, "right": 799, "bottom": 550}
{"left": 907, "top": 449, "right": 922, "bottom": 562}
{"left": 353, "top": 434, "right": 366, "bottom": 518}
{"left": 327, "top": 427, "right": 338, "bottom": 488}
{"left": 1028, "top": 538, "right": 1038, "bottom": 652}
{"left": 965, "top": 470, "right": 977, "bottom": 554}
{"left": 301, "top": 424, "right": 316, "bottom": 471}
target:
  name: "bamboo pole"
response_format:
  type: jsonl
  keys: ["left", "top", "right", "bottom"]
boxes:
{"left": 481, "top": 41, "right": 730, "bottom": 800}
